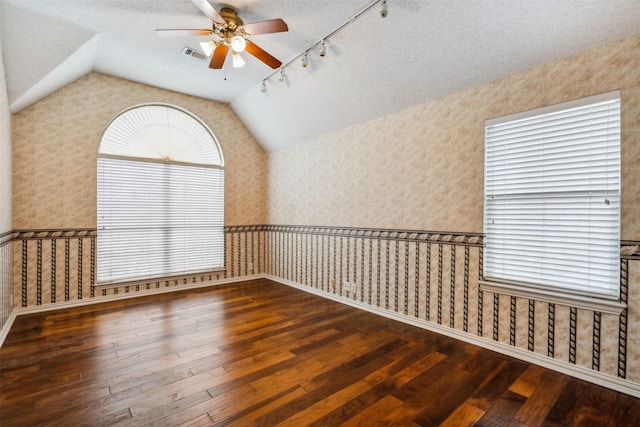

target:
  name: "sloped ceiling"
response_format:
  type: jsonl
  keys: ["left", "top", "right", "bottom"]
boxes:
{"left": 1, "top": 0, "right": 639, "bottom": 150}
{"left": 1, "top": 2, "right": 97, "bottom": 111}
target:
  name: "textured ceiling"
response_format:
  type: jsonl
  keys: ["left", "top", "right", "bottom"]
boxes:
{"left": 1, "top": 0, "right": 640, "bottom": 150}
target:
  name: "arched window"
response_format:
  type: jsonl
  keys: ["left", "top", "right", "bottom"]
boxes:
{"left": 97, "top": 103, "right": 224, "bottom": 284}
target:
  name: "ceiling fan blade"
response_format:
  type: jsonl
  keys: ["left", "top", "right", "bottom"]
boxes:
{"left": 209, "top": 44, "right": 229, "bottom": 69}
{"left": 241, "top": 19, "right": 288, "bottom": 35}
{"left": 155, "top": 29, "right": 214, "bottom": 37}
{"left": 245, "top": 40, "right": 282, "bottom": 70}
{"left": 245, "top": 40, "right": 282, "bottom": 69}
{"left": 191, "top": 0, "right": 225, "bottom": 24}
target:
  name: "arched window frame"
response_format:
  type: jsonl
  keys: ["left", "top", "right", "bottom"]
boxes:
{"left": 97, "top": 103, "right": 224, "bottom": 284}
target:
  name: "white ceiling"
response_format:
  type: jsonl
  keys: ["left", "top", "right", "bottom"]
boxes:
{"left": 1, "top": 0, "right": 639, "bottom": 151}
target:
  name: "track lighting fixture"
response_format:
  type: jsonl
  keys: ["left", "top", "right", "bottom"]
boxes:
{"left": 260, "top": 80, "right": 266, "bottom": 92}
{"left": 200, "top": 41, "right": 214, "bottom": 57}
{"left": 318, "top": 40, "right": 326, "bottom": 57}
{"left": 259, "top": 0, "right": 386, "bottom": 87}
{"left": 380, "top": 0, "right": 388, "bottom": 17}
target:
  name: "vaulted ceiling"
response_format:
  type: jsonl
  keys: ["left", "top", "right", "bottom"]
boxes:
{"left": 1, "top": 0, "right": 639, "bottom": 150}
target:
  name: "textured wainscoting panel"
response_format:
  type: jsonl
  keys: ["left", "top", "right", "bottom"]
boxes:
{"left": 8, "top": 225, "right": 640, "bottom": 393}
{"left": 262, "top": 225, "right": 639, "bottom": 389}
{"left": 0, "top": 232, "right": 12, "bottom": 332}
{"left": 11, "top": 226, "right": 266, "bottom": 306}
{"left": 628, "top": 260, "right": 640, "bottom": 382}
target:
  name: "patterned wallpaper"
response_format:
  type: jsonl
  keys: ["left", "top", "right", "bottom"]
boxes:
{"left": 11, "top": 72, "right": 268, "bottom": 229}
{"left": 0, "top": 29, "right": 11, "bottom": 233}
{"left": 0, "top": 27, "right": 14, "bottom": 332}
{"left": 3, "top": 33, "right": 640, "bottom": 396}
{"left": 267, "top": 36, "right": 640, "bottom": 240}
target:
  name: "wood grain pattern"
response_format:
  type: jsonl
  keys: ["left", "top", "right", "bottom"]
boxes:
{"left": 1, "top": 278, "right": 638, "bottom": 426}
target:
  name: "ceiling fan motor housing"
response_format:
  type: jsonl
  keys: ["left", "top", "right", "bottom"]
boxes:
{"left": 216, "top": 7, "right": 247, "bottom": 47}
{"left": 218, "top": 8, "right": 243, "bottom": 31}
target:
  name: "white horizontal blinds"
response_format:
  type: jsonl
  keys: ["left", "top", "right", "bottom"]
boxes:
{"left": 98, "top": 104, "right": 224, "bottom": 284}
{"left": 484, "top": 91, "right": 620, "bottom": 299}
{"left": 97, "top": 158, "right": 224, "bottom": 283}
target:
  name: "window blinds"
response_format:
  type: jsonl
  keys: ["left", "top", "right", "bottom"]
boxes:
{"left": 484, "top": 91, "right": 620, "bottom": 299}
{"left": 100, "top": 104, "right": 223, "bottom": 166}
{"left": 97, "top": 157, "right": 224, "bottom": 284}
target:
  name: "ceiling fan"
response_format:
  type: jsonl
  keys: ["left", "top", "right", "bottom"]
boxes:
{"left": 156, "top": 0, "right": 288, "bottom": 70}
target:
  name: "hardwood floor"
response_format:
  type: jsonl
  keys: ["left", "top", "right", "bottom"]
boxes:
{"left": 1, "top": 278, "right": 638, "bottom": 426}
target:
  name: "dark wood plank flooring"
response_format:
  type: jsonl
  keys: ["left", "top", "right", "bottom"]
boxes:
{"left": 1, "top": 278, "right": 638, "bottom": 426}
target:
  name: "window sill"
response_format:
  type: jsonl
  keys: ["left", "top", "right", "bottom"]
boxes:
{"left": 479, "top": 280, "right": 626, "bottom": 315}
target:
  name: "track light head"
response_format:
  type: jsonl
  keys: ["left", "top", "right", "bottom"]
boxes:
{"left": 260, "top": 80, "right": 266, "bottom": 92}
{"left": 380, "top": 0, "right": 388, "bottom": 18}
{"left": 278, "top": 68, "right": 286, "bottom": 81}
{"left": 318, "top": 40, "right": 326, "bottom": 57}
{"left": 301, "top": 52, "right": 309, "bottom": 68}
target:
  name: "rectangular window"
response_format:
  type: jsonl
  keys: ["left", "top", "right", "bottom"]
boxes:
{"left": 483, "top": 91, "right": 620, "bottom": 306}
{"left": 97, "top": 157, "right": 224, "bottom": 284}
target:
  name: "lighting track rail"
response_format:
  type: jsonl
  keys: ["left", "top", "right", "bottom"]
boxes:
{"left": 260, "top": 0, "right": 386, "bottom": 92}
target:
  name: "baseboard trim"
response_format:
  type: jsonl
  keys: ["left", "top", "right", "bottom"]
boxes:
{"left": 0, "top": 308, "right": 18, "bottom": 348}
{"left": 265, "top": 274, "right": 640, "bottom": 399}
{"left": 0, "top": 274, "right": 264, "bottom": 347}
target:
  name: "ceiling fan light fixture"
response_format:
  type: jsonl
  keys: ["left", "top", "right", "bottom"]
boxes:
{"left": 200, "top": 41, "right": 215, "bottom": 57}
{"left": 232, "top": 51, "right": 246, "bottom": 68}
{"left": 230, "top": 35, "right": 246, "bottom": 52}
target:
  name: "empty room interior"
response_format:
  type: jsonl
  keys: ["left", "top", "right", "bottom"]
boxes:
{"left": 1, "top": 0, "right": 640, "bottom": 425}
